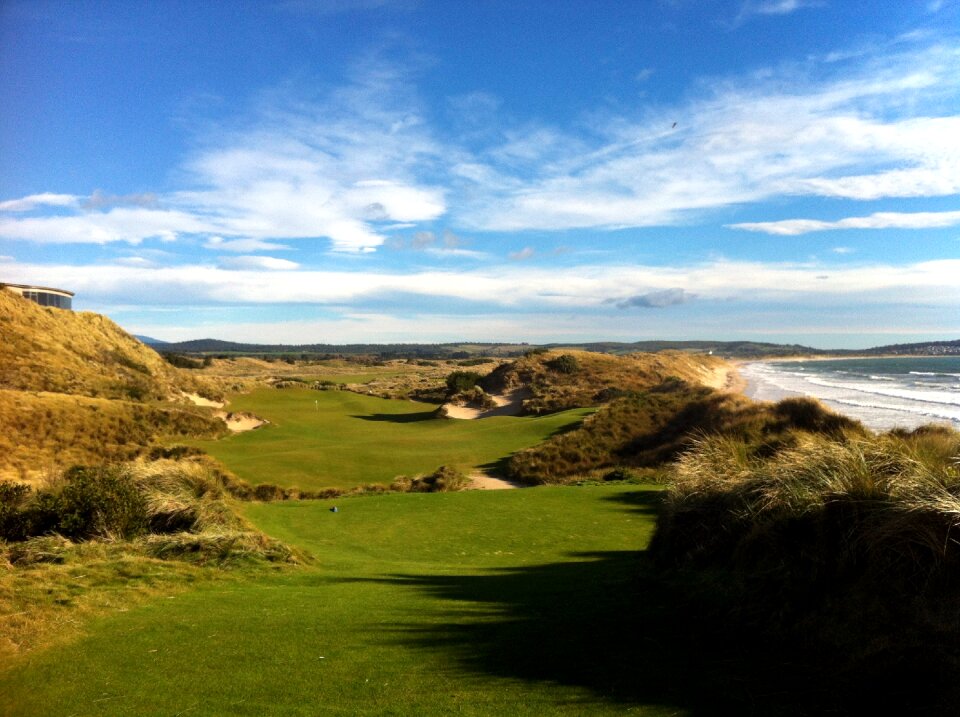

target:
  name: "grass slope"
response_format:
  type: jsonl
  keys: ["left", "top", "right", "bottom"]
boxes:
{"left": 2, "top": 485, "right": 691, "bottom": 716}
{"left": 193, "top": 388, "right": 592, "bottom": 489}
{"left": 0, "top": 289, "right": 200, "bottom": 401}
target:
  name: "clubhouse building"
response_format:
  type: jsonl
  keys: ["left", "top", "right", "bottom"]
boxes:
{"left": 2, "top": 282, "right": 74, "bottom": 310}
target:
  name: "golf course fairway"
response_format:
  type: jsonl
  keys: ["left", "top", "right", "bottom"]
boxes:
{"left": 191, "top": 388, "right": 592, "bottom": 489}
{"left": 1, "top": 484, "right": 694, "bottom": 716}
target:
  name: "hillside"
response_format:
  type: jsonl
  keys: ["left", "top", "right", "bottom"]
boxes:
{"left": 479, "top": 349, "right": 731, "bottom": 414}
{"left": 0, "top": 291, "right": 225, "bottom": 481}
{"left": 0, "top": 290, "right": 208, "bottom": 401}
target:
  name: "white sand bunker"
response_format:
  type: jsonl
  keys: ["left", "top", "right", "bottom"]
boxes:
{"left": 467, "top": 472, "right": 521, "bottom": 490}
{"left": 216, "top": 411, "right": 268, "bottom": 432}
{"left": 443, "top": 387, "right": 531, "bottom": 420}
{"left": 182, "top": 392, "right": 225, "bottom": 408}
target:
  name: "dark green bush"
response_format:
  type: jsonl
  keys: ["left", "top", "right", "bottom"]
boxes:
{"left": 445, "top": 370, "right": 482, "bottom": 395}
{"left": 0, "top": 481, "right": 32, "bottom": 541}
{"left": 162, "top": 352, "right": 204, "bottom": 369}
{"left": 54, "top": 466, "right": 149, "bottom": 539}
{"left": 547, "top": 354, "right": 580, "bottom": 374}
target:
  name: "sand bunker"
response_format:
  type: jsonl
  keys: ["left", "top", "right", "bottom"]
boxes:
{"left": 443, "top": 387, "right": 531, "bottom": 420}
{"left": 467, "top": 472, "right": 521, "bottom": 490}
{"left": 215, "top": 411, "right": 268, "bottom": 432}
{"left": 182, "top": 392, "right": 224, "bottom": 409}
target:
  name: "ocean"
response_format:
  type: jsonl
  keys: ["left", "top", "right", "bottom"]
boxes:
{"left": 741, "top": 356, "right": 960, "bottom": 431}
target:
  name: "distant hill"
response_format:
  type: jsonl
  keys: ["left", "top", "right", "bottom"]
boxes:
{"left": 148, "top": 338, "right": 827, "bottom": 359}
{"left": 147, "top": 336, "right": 959, "bottom": 359}
{"left": 861, "top": 339, "right": 960, "bottom": 356}
{"left": 134, "top": 334, "right": 165, "bottom": 345}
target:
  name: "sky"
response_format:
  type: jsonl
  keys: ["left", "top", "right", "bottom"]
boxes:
{"left": 1, "top": 0, "right": 958, "bottom": 349}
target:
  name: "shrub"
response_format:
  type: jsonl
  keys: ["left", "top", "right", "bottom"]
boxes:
{"left": 393, "top": 466, "right": 469, "bottom": 493}
{"left": 445, "top": 370, "right": 482, "bottom": 395}
{"left": 51, "top": 466, "right": 149, "bottom": 540}
{"left": 547, "top": 354, "right": 580, "bottom": 374}
{"left": 0, "top": 481, "right": 32, "bottom": 541}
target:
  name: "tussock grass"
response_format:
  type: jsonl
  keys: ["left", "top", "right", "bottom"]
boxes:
{"left": 650, "top": 425, "right": 960, "bottom": 709}
{"left": 0, "top": 290, "right": 212, "bottom": 401}
{"left": 507, "top": 380, "right": 865, "bottom": 484}
{"left": 390, "top": 465, "right": 469, "bottom": 493}
{"left": 0, "top": 390, "right": 226, "bottom": 482}
{"left": 0, "top": 456, "right": 301, "bottom": 667}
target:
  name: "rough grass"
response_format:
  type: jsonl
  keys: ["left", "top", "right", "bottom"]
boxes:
{"left": 649, "top": 425, "right": 960, "bottom": 713}
{"left": 481, "top": 349, "right": 727, "bottom": 415}
{"left": 0, "top": 456, "right": 301, "bottom": 667}
{"left": 190, "top": 388, "right": 592, "bottom": 489}
{"left": 507, "top": 380, "right": 865, "bottom": 484}
{"left": 0, "top": 390, "right": 226, "bottom": 482}
{"left": 0, "top": 290, "right": 208, "bottom": 401}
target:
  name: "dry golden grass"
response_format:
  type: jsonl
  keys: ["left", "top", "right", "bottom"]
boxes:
{"left": 482, "top": 349, "right": 729, "bottom": 414}
{"left": 0, "top": 390, "right": 225, "bottom": 483}
{"left": 0, "top": 289, "right": 213, "bottom": 401}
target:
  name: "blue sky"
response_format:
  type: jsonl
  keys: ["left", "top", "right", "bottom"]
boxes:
{"left": 1, "top": 0, "right": 958, "bottom": 348}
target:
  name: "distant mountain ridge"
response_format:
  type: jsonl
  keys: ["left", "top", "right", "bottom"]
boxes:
{"left": 140, "top": 336, "right": 960, "bottom": 359}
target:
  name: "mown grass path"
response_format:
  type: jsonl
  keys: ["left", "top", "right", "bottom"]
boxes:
{"left": 191, "top": 389, "right": 592, "bottom": 489}
{"left": 1, "top": 485, "right": 700, "bottom": 716}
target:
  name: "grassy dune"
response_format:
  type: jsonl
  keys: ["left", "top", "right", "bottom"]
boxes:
{"left": 192, "top": 388, "right": 592, "bottom": 489}
{"left": 2, "top": 484, "right": 687, "bottom": 716}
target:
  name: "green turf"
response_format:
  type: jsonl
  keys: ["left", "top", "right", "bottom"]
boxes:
{"left": 2, "top": 485, "right": 691, "bottom": 716}
{"left": 191, "top": 388, "right": 592, "bottom": 489}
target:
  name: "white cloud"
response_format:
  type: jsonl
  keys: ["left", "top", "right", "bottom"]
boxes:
{"left": 508, "top": 247, "right": 535, "bottom": 261}
{"left": 9, "top": 258, "right": 959, "bottom": 312}
{"left": 0, "top": 207, "right": 214, "bottom": 244}
{"left": 731, "top": 210, "right": 960, "bottom": 235}
{"left": 114, "top": 257, "right": 156, "bottom": 268}
{"left": 423, "top": 247, "right": 488, "bottom": 260}
{"left": 218, "top": 255, "right": 301, "bottom": 271}
{"left": 1, "top": 63, "right": 446, "bottom": 253}
{"left": 0, "top": 255, "right": 13, "bottom": 262}
{"left": 751, "top": 0, "right": 820, "bottom": 15}
{"left": 204, "top": 236, "right": 292, "bottom": 252}
{"left": 0, "top": 193, "right": 78, "bottom": 212}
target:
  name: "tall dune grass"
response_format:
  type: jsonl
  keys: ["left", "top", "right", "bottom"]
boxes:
{"left": 650, "top": 425, "right": 960, "bottom": 710}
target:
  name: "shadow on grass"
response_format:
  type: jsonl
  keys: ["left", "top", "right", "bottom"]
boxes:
{"left": 602, "top": 487, "right": 665, "bottom": 517}
{"left": 342, "top": 544, "right": 898, "bottom": 715}
{"left": 351, "top": 410, "right": 441, "bottom": 423}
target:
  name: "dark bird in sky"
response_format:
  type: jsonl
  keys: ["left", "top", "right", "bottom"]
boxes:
{"left": 672, "top": 122, "right": 677, "bottom": 128}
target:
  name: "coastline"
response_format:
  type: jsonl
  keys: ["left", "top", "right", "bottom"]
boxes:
{"left": 736, "top": 355, "right": 960, "bottom": 431}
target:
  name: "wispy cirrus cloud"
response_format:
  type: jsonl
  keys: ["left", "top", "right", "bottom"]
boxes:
{"left": 1, "top": 39, "right": 957, "bottom": 252}
{"left": 0, "top": 207, "right": 213, "bottom": 244}
{"left": 456, "top": 43, "right": 960, "bottom": 232}
{"left": 218, "top": 255, "right": 300, "bottom": 271}
{"left": 204, "top": 236, "right": 293, "bottom": 252}
{"left": 731, "top": 209, "right": 960, "bottom": 235}
{"left": 1, "top": 61, "right": 446, "bottom": 252}
{"left": 0, "top": 193, "right": 79, "bottom": 212}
